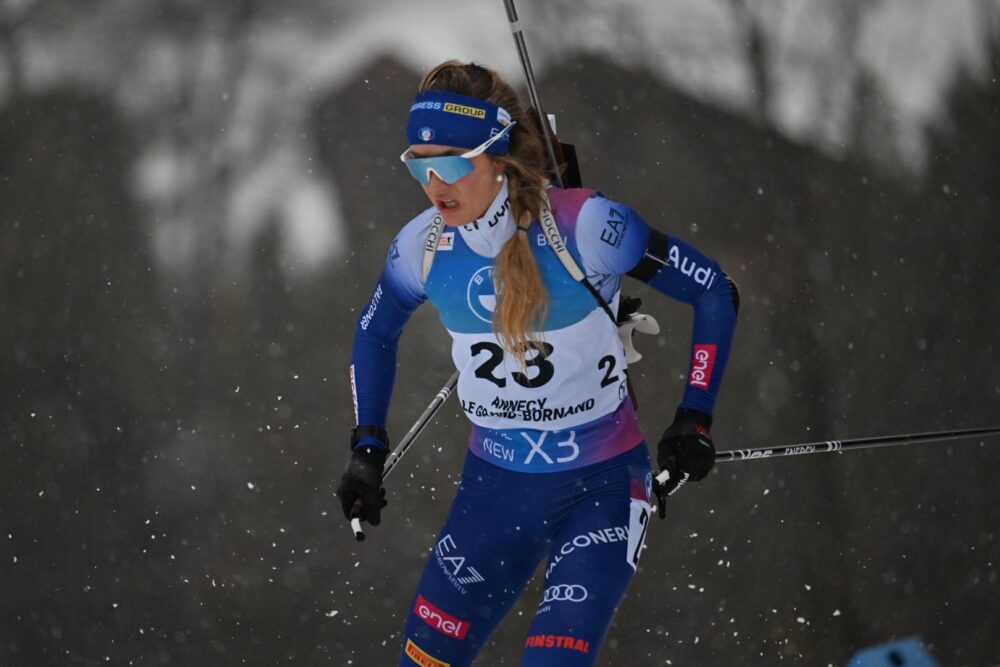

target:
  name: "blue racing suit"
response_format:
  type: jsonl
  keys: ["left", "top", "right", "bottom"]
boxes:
{"left": 351, "top": 181, "right": 737, "bottom": 665}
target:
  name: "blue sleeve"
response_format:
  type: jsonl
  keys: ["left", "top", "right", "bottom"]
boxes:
{"left": 575, "top": 195, "right": 738, "bottom": 417}
{"left": 573, "top": 195, "right": 651, "bottom": 277}
{"left": 350, "top": 226, "right": 427, "bottom": 447}
{"left": 648, "top": 235, "right": 737, "bottom": 416}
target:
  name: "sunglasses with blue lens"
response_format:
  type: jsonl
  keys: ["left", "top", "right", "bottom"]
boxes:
{"left": 400, "top": 122, "right": 516, "bottom": 185}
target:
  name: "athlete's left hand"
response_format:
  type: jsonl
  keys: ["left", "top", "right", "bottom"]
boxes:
{"left": 652, "top": 409, "right": 715, "bottom": 518}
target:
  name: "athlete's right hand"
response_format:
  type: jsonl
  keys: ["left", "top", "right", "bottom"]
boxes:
{"left": 336, "top": 427, "right": 389, "bottom": 526}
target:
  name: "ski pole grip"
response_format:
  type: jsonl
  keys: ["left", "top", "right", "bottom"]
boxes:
{"left": 656, "top": 454, "right": 679, "bottom": 486}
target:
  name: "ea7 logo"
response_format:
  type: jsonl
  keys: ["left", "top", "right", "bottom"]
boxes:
{"left": 435, "top": 534, "right": 485, "bottom": 591}
{"left": 541, "top": 584, "right": 588, "bottom": 604}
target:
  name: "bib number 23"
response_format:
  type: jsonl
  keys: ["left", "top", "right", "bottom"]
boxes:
{"left": 470, "top": 341, "right": 555, "bottom": 388}
{"left": 471, "top": 342, "right": 620, "bottom": 392}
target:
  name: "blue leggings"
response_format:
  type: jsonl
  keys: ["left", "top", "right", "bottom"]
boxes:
{"left": 398, "top": 444, "right": 653, "bottom": 666}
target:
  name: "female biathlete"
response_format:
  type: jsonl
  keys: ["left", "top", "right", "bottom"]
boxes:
{"left": 336, "top": 61, "right": 739, "bottom": 666}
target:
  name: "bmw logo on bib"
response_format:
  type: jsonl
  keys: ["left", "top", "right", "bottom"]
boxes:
{"left": 467, "top": 266, "right": 497, "bottom": 323}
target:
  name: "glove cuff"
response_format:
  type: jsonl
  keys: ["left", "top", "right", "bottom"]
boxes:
{"left": 673, "top": 407, "right": 713, "bottom": 429}
{"left": 351, "top": 425, "right": 389, "bottom": 450}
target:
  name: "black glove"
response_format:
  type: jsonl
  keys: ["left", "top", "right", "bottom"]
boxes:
{"left": 336, "top": 426, "right": 389, "bottom": 526}
{"left": 652, "top": 408, "right": 715, "bottom": 518}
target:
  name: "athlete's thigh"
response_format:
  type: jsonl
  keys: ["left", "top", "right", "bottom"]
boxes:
{"left": 521, "top": 461, "right": 653, "bottom": 667}
{"left": 399, "top": 467, "right": 550, "bottom": 667}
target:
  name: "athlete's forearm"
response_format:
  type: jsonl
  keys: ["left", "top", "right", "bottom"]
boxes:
{"left": 674, "top": 264, "right": 738, "bottom": 414}
{"left": 630, "top": 231, "right": 738, "bottom": 415}
{"left": 350, "top": 275, "right": 421, "bottom": 435}
{"left": 351, "top": 330, "right": 399, "bottom": 434}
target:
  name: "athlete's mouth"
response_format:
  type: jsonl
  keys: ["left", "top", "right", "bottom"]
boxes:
{"left": 438, "top": 199, "right": 459, "bottom": 210}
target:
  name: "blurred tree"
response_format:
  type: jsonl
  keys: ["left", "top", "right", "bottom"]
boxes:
{"left": 0, "top": 90, "right": 167, "bottom": 664}
{"left": 727, "top": 0, "right": 778, "bottom": 124}
{"left": 0, "top": 0, "right": 46, "bottom": 97}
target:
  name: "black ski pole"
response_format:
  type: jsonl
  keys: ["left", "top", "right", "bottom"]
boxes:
{"left": 501, "top": 0, "right": 564, "bottom": 187}
{"left": 351, "top": 370, "right": 459, "bottom": 541}
{"left": 716, "top": 425, "right": 1000, "bottom": 463}
{"left": 382, "top": 371, "right": 460, "bottom": 479}
{"left": 655, "top": 426, "right": 1000, "bottom": 487}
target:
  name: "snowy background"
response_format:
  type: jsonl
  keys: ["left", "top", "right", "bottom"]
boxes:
{"left": 2, "top": 0, "right": 999, "bottom": 664}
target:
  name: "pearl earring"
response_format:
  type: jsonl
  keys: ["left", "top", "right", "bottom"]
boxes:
{"left": 496, "top": 174, "right": 504, "bottom": 183}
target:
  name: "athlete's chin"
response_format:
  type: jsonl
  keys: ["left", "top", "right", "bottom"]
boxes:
{"left": 437, "top": 205, "right": 470, "bottom": 227}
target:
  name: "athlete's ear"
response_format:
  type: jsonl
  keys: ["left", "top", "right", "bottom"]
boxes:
{"left": 490, "top": 159, "right": 505, "bottom": 182}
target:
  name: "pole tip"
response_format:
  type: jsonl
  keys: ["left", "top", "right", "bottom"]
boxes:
{"left": 351, "top": 517, "right": 365, "bottom": 542}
